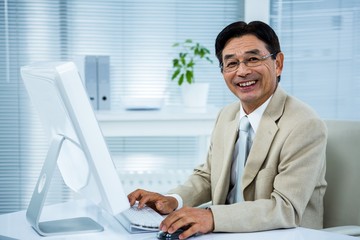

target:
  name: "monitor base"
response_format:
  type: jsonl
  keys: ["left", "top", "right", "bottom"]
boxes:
{"left": 26, "top": 135, "right": 104, "bottom": 236}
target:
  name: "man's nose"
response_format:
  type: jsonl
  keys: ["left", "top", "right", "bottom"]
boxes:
{"left": 236, "top": 62, "right": 251, "bottom": 76}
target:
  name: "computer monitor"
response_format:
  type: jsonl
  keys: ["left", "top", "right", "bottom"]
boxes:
{"left": 20, "top": 62, "right": 130, "bottom": 236}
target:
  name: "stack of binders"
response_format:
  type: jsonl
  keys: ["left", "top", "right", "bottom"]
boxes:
{"left": 75, "top": 55, "right": 110, "bottom": 111}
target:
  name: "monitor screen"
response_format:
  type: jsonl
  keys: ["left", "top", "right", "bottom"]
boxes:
{"left": 21, "top": 62, "right": 130, "bottom": 219}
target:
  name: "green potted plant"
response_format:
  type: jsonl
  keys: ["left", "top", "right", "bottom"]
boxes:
{"left": 171, "top": 39, "right": 213, "bottom": 85}
{"left": 171, "top": 39, "right": 213, "bottom": 108}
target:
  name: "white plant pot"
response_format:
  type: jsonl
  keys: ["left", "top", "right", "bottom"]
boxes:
{"left": 181, "top": 83, "right": 209, "bottom": 108}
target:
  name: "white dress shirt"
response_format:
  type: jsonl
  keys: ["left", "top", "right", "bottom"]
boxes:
{"left": 172, "top": 96, "right": 273, "bottom": 209}
{"left": 226, "top": 96, "right": 272, "bottom": 203}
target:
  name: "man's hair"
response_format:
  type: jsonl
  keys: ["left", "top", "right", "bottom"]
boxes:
{"left": 215, "top": 21, "right": 282, "bottom": 81}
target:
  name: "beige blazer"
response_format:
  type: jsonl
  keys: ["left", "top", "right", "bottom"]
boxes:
{"left": 169, "top": 86, "right": 327, "bottom": 232}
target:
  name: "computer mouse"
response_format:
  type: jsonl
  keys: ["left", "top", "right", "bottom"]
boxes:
{"left": 157, "top": 228, "right": 185, "bottom": 240}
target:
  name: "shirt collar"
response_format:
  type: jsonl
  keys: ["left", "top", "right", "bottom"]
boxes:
{"left": 239, "top": 96, "right": 273, "bottom": 133}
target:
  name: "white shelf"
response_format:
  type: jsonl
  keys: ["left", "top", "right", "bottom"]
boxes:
{"left": 95, "top": 105, "right": 219, "bottom": 137}
{"left": 95, "top": 106, "right": 220, "bottom": 185}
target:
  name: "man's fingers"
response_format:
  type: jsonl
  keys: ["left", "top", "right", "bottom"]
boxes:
{"left": 137, "top": 193, "right": 157, "bottom": 208}
{"left": 127, "top": 189, "right": 170, "bottom": 211}
{"left": 161, "top": 208, "right": 189, "bottom": 232}
{"left": 160, "top": 207, "right": 214, "bottom": 238}
{"left": 127, "top": 189, "right": 178, "bottom": 215}
{"left": 180, "top": 225, "right": 198, "bottom": 239}
{"left": 127, "top": 189, "right": 148, "bottom": 206}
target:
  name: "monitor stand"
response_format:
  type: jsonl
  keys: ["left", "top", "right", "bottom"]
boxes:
{"left": 26, "top": 134, "right": 104, "bottom": 236}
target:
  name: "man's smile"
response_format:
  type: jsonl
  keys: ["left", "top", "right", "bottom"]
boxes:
{"left": 238, "top": 80, "right": 256, "bottom": 87}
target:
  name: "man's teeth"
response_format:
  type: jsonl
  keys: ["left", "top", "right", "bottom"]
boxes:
{"left": 239, "top": 81, "right": 256, "bottom": 87}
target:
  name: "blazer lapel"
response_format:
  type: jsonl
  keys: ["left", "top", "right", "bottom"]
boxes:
{"left": 242, "top": 86, "right": 287, "bottom": 190}
{"left": 213, "top": 108, "right": 240, "bottom": 204}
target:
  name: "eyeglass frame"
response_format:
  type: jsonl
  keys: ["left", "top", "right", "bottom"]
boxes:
{"left": 220, "top": 52, "right": 277, "bottom": 73}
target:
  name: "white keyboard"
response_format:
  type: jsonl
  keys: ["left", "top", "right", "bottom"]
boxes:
{"left": 115, "top": 205, "right": 165, "bottom": 233}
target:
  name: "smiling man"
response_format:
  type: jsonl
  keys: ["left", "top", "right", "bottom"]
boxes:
{"left": 128, "top": 21, "right": 327, "bottom": 239}
{"left": 221, "top": 34, "right": 281, "bottom": 114}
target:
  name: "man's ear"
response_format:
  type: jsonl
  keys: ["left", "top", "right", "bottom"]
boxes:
{"left": 275, "top": 52, "right": 284, "bottom": 77}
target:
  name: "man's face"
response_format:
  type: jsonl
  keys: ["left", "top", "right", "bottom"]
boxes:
{"left": 221, "top": 35, "right": 284, "bottom": 114}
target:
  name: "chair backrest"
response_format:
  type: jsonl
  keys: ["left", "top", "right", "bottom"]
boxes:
{"left": 323, "top": 120, "right": 360, "bottom": 228}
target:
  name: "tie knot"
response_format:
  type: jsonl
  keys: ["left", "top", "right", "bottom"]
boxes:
{"left": 239, "top": 116, "right": 251, "bottom": 132}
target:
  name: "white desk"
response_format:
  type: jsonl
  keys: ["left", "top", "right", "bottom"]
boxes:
{"left": 0, "top": 200, "right": 357, "bottom": 240}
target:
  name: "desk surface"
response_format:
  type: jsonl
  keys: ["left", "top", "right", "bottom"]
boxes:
{"left": 0, "top": 200, "right": 356, "bottom": 240}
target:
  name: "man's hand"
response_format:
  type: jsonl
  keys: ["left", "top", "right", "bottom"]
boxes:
{"left": 127, "top": 189, "right": 178, "bottom": 215}
{"left": 160, "top": 207, "right": 214, "bottom": 239}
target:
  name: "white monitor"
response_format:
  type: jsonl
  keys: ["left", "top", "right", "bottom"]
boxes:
{"left": 20, "top": 62, "right": 130, "bottom": 236}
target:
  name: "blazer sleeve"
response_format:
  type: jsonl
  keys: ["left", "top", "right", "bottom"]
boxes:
{"left": 166, "top": 108, "right": 225, "bottom": 207}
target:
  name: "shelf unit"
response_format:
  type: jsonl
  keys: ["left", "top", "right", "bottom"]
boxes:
{"left": 95, "top": 105, "right": 219, "bottom": 193}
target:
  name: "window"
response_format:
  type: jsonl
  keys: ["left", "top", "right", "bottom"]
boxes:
{"left": 270, "top": 0, "right": 360, "bottom": 120}
{"left": 2, "top": 0, "right": 359, "bottom": 214}
{"left": 0, "top": 0, "right": 242, "bottom": 213}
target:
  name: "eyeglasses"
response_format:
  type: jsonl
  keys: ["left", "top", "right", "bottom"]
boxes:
{"left": 220, "top": 53, "right": 276, "bottom": 73}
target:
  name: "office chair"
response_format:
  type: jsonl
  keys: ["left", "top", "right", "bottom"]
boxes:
{"left": 322, "top": 120, "right": 360, "bottom": 237}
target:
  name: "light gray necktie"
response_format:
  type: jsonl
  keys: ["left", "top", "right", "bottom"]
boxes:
{"left": 233, "top": 116, "right": 251, "bottom": 203}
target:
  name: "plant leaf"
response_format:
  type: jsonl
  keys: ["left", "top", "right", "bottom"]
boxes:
{"left": 173, "top": 59, "right": 179, "bottom": 67}
{"left": 186, "top": 70, "right": 193, "bottom": 84}
{"left": 180, "top": 52, "right": 187, "bottom": 58}
{"left": 171, "top": 69, "right": 181, "bottom": 80}
{"left": 178, "top": 74, "right": 184, "bottom": 86}
{"left": 180, "top": 56, "right": 186, "bottom": 65}
{"left": 187, "top": 60, "right": 195, "bottom": 68}
{"left": 205, "top": 56, "right": 213, "bottom": 63}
